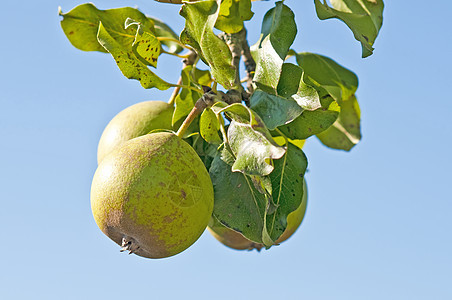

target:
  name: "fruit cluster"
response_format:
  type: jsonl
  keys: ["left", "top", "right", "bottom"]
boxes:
{"left": 60, "top": 0, "right": 384, "bottom": 259}
{"left": 91, "top": 101, "right": 307, "bottom": 258}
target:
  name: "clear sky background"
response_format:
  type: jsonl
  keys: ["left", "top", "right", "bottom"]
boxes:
{"left": 1, "top": 1, "right": 451, "bottom": 299}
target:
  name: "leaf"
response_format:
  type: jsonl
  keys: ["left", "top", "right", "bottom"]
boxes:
{"left": 209, "top": 150, "right": 273, "bottom": 246}
{"left": 267, "top": 143, "right": 308, "bottom": 241}
{"left": 125, "top": 19, "right": 160, "bottom": 67}
{"left": 314, "top": 0, "right": 384, "bottom": 58}
{"left": 296, "top": 52, "right": 358, "bottom": 104}
{"left": 317, "top": 95, "right": 361, "bottom": 150}
{"left": 60, "top": 4, "right": 185, "bottom": 56}
{"left": 148, "top": 17, "right": 184, "bottom": 54}
{"left": 180, "top": 0, "right": 237, "bottom": 89}
{"left": 209, "top": 141, "right": 307, "bottom": 246}
{"left": 193, "top": 68, "right": 213, "bottom": 87}
{"left": 251, "top": 2, "right": 297, "bottom": 93}
{"left": 213, "top": 103, "right": 286, "bottom": 176}
{"left": 273, "top": 136, "right": 306, "bottom": 150}
{"left": 172, "top": 66, "right": 203, "bottom": 125}
{"left": 277, "top": 63, "right": 321, "bottom": 111}
{"left": 228, "top": 120, "right": 285, "bottom": 176}
{"left": 97, "top": 22, "right": 171, "bottom": 90}
{"left": 59, "top": 4, "right": 154, "bottom": 53}
{"left": 249, "top": 89, "right": 303, "bottom": 130}
{"left": 215, "top": 0, "right": 254, "bottom": 34}
{"left": 190, "top": 133, "right": 219, "bottom": 170}
{"left": 200, "top": 108, "right": 223, "bottom": 144}
{"left": 213, "top": 103, "right": 255, "bottom": 126}
{"left": 278, "top": 96, "right": 340, "bottom": 140}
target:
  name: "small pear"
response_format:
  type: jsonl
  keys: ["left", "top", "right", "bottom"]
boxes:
{"left": 91, "top": 132, "right": 214, "bottom": 258}
{"left": 97, "top": 101, "right": 174, "bottom": 163}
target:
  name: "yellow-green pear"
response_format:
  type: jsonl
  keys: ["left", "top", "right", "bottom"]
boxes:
{"left": 208, "top": 179, "right": 308, "bottom": 250}
{"left": 97, "top": 101, "right": 174, "bottom": 163}
{"left": 91, "top": 132, "right": 214, "bottom": 259}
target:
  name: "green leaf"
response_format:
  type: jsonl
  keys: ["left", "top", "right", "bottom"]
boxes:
{"left": 180, "top": 0, "right": 237, "bottom": 89}
{"left": 317, "top": 95, "right": 361, "bottom": 150}
{"left": 277, "top": 63, "right": 321, "bottom": 111}
{"left": 273, "top": 136, "right": 306, "bottom": 150}
{"left": 267, "top": 143, "right": 308, "bottom": 241}
{"left": 209, "top": 150, "right": 273, "bottom": 246}
{"left": 215, "top": 0, "right": 254, "bottom": 34}
{"left": 314, "top": 0, "right": 384, "bottom": 58}
{"left": 126, "top": 19, "right": 160, "bottom": 67}
{"left": 59, "top": 4, "right": 154, "bottom": 53}
{"left": 190, "top": 133, "right": 219, "bottom": 170}
{"left": 97, "top": 22, "right": 171, "bottom": 90}
{"left": 228, "top": 120, "right": 285, "bottom": 176}
{"left": 212, "top": 102, "right": 258, "bottom": 127}
{"left": 209, "top": 142, "right": 307, "bottom": 246}
{"left": 296, "top": 52, "right": 358, "bottom": 104}
{"left": 193, "top": 68, "right": 213, "bottom": 87}
{"left": 212, "top": 103, "right": 286, "bottom": 176}
{"left": 60, "top": 4, "right": 185, "bottom": 56}
{"left": 149, "top": 17, "right": 184, "bottom": 54}
{"left": 200, "top": 108, "right": 223, "bottom": 144}
{"left": 278, "top": 96, "right": 340, "bottom": 140}
{"left": 172, "top": 66, "right": 203, "bottom": 125}
{"left": 249, "top": 89, "right": 303, "bottom": 130}
{"left": 251, "top": 2, "right": 297, "bottom": 93}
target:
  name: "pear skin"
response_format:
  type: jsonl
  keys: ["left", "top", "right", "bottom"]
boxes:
{"left": 97, "top": 101, "right": 174, "bottom": 163}
{"left": 91, "top": 132, "right": 214, "bottom": 258}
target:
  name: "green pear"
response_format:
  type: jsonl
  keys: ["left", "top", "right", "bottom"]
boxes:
{"left": 91, "top": 132, "right": 214, "bottom": 259}
{"left": 207, "top": 220, "right": 264, "bottom": 251}
{"left": 208, "top": 179, "right": 308, "bottom": 250}
{"left": 97, "top": 101, "right": 174, "bottom": 163}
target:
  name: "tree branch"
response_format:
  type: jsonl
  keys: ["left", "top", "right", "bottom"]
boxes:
{"left": 240, "top": 28, "right": 256, "bottom": 96}
{"left": 220, "top": 28, "right": 256, "bottom": 105}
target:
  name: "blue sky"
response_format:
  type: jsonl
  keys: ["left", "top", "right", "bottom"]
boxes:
{"left": 1, "top": 1, "right": 451, "bottom": 299}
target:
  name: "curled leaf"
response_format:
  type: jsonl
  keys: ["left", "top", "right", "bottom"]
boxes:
{"left": 296, "top": 52, "right": 358, "bottom": 104}
{"left": 215, "top": 0, "right": 254, "bottom": 34}
{"left": 60, "top": 3, "right": 154, "bottom": 53}
{"left": 228, "top": 120, "right": 285, "bottom": 176}
{"left": 317, "top": 95, "right": 361, "bottom": 151}
{"left": 278, "top": 96, "right": 340, "bottom": 140}
{"left": 277, "top": 63, "right": 321, "bottom": 111}
{"left": 249, "top": 89, "right": 303, "bottom": 130}
{"left": 315, "top": 0, "right": 384, "bottom": 58}
{"left": 126, "top": 19, "right": 161, "bottom": 67}
{"left": 97, "top": 22, "right": 171, "bottom": 90}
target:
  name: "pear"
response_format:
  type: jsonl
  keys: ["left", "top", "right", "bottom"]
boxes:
{"left": 91, "top": 132, "right": 214, "bottom": 258}
{"left": 208, "top": 179, "right": 307, "bottom": 250}
{"left": 97, "top": 101, "right": 174, "bottom": 163}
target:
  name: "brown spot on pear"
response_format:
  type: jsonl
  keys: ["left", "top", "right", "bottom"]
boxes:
{"left": 91, "top": 132, "right": 214, "bottom": 258}
{"left": 208, "top": 179, "right": 308, "bottom": 250}
{"left": 97, "top": 101, "right": 174, "bottom": 163}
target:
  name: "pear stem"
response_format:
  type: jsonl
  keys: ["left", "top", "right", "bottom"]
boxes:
{"left": 168, "top": 77, "right": 182, "bottom": 106}
{"left": 176, "top": 87, "right": 219, "bottom": 138}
